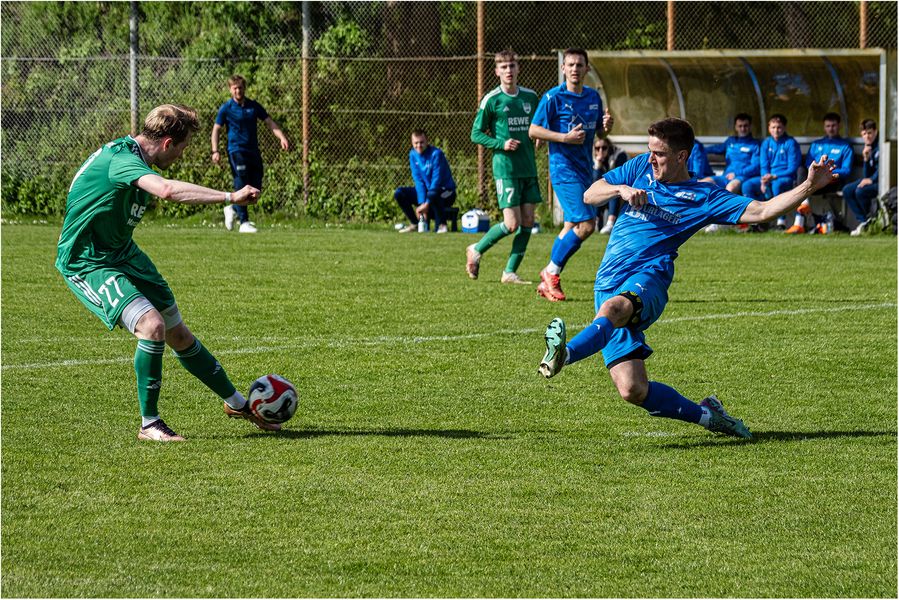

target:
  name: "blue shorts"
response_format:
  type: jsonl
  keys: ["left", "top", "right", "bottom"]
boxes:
{"left": 594, "top": 271, "right": 669, "bottom": 367}
{"left": 553, "top": 180, "right": 596, "bottom": 223}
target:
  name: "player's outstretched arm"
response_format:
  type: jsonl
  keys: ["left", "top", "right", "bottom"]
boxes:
{"left": 739, "top": 156, "right": 836, "bottom": 224}
{"left": 136, "top": 173, "right": 260, "bottom": 206}
{"left": 584, "top": 178, "right": 646, "bottom": 208}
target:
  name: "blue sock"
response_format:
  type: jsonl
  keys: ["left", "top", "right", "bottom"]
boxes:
{"left": 567, "top": 316, "right": 614, "bottom": 364}
{"left": 549, "top": 229, "right": 583, "bottom": 271}
{"left": 641, "top": 381, "right": 703, "bottom": 424}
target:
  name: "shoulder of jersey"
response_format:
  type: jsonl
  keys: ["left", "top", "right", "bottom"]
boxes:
{"left": 479, "top": 87, "right": 504, "bottom": 109}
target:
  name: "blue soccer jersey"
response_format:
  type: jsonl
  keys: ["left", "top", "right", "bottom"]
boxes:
{"left": 596, "top": 153, "right": 753, "bottom": 291}
{"left": 532, "top": 83, "right": 602, "bottom": 185}
{"left": 215, "top": 98, "right": 270, "bottom": 154}
{"left": 760, "top": 135, "right": 802, "bottom": 179}
{"left": 805, "top": 137, "right": 853, "bottom": 181}
{"left": 706, "top": 135, "right": 760, "bottom": 180}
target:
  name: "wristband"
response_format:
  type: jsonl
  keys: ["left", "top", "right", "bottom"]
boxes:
{"left": 224, "top": 192, "right": 232, "bottom": 205}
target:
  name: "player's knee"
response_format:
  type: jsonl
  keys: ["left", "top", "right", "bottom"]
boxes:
{"left": 598, "top": 295, "right": 634, "bottom": 327}
{"left": 616, "top": 379, "right": 648, "bottom": 405}
{"left": 504, "top": 215, "right": 520, "bottom": 231}
{"left": 134, "top": 310, "right": 166, "bottom": 342}
{"left": 166, "top": 323, "right": 195, "bottom": 352}
{"left": 576, "top": 220, "right": 595, "bottom": 237}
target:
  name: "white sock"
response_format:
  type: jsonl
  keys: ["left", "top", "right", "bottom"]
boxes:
{"left": 546, "top": 262, "right": 562, "bottom": 276}
{"left": 793, "top": 214, "right": 803, "bottom": 227}
{"left": 776, "top": 216, "right": 786, "bottom": 226}
{"left": 698, "top": 407, "right": 711, "bottom": 428}
{"left": 141, "top": 416, "right": 160, "bottom": 428}
{"left": 224, "top": 391, "right": 247, "bottom": 411}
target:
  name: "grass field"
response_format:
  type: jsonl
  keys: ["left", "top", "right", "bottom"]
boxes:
{"left": 2, "top": 221, "right": 897, "bottom": 597}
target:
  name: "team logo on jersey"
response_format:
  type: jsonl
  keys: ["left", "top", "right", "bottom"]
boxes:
{"left": 674, "top": 191, "right": 699, "bottom": 202}
{"left": 589, "top": 104, "right": 599, "bottom": 110}
{"left": 522, "top": 102, "right": 531, "bottom": 114}
{"left": 503, "top": 106, "right": 510, "bottom": 113}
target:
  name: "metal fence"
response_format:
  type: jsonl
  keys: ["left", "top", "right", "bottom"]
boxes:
{"left": 2, "top": 1, "right": 896, "bottom": 219}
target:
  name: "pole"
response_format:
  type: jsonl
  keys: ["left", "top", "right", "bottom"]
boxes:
{"left": 667, "top": 0, "right": 675, "bottom": 52}
{"left": 302, "top": 0, "right": 311, "bottom": 206}
{"left": 130, "top": 0, "right": 139, "bottom": 135}
{"left": 859, "top": 0, "right": 868, "bottom": 49}
{"left": 476, "top": 0, "right": 486, "bottom": 205}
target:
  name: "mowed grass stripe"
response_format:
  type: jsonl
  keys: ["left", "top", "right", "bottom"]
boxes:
{"left": 4, "top": 301, "right": 896, "bottom": 371}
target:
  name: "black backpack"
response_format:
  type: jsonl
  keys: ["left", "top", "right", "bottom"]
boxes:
{"left": 870, "top": 187, "right": 898, "bottom": 235}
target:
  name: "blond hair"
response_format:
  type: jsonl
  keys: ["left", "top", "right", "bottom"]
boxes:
{"left": 228, "top": 74, "right": 247, "bottom": 87}
{"left": 494, "top": 49, "right": 518, "bottom": 64}
{"left": 140, "top": 104, "right": 200, "bottom": 144}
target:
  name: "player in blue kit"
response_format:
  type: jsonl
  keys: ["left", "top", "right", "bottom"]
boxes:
{"left": 789, "top": 112, "right": 854, "bottom": 234}
{"left": 537, "top": 118, "right": 837, "bottom": 439}
{"left": 529, "top": 48, "right": 613, "bottom": 302}
{"left": 212, "top": 74, "right": 290, "bottom": 233}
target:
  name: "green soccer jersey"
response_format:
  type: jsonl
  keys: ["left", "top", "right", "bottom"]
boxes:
{"left": 471, "top": 86, "right": 539, "bottom": 180}
{"left": 56, "top": 136, "right": 157, "bottom": 275}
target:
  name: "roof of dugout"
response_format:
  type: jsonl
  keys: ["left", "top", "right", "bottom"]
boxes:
{"left": 580, "top": 49, "right": 893, "bottom": 145}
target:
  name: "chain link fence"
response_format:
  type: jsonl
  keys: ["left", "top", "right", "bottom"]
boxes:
{"left": 2, "top": 1, "right": 896, "bottom": 220}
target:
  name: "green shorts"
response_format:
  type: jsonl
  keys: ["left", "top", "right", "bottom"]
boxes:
{"left": 495, "top": 177, "right": 542, "bottom": 209}
{"left": 61, "top": 251, "right": 175, "bottom": 331}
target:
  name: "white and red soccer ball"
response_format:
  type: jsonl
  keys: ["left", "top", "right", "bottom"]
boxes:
{"left": 247, "top": 374, "right": 298, "bottom": 424}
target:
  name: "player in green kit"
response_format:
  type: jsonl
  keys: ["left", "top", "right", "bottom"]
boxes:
{"left": 56, "top": 104, "right": 279, "bottom": 441}
{"left": 466, "top": 49, "right": 542, "bottom": 284}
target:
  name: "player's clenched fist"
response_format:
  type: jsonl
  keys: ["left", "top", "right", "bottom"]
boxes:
{"left": 619, "top": 185, "right": 647, "bottom": 209}
{"left": 233, "top": 185, "right": 260, "bottom": 205}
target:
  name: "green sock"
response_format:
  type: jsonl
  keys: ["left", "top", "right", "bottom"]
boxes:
{"left": 504, "top": 227, "right": 531, "bottom": 274}
{"left": 474, "top": 223, "right": 511, "bottom": 254}
{"left": 135, "top": 340, "right": 165, "bottom": 418}
{"left": 174, "top": 338, "right": 237, "bottom": 399}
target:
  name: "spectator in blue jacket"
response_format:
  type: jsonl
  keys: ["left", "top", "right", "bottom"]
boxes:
{"left": 394, "top": 130, "right": 457, "bottom": 233}
{"left": 792, "top": 112, "right": 855, "bottom": 234}
{"left": 846, "top": 119, "right": 880, "bottom": 236}
{"left": 702, "top": 113, "right": 760, "bottom": 195}
{"left": 742, "top": 114, "right": 802, "bottom": 230}
{"left": 688, "top": 140, "right": 713, "bottom": 179}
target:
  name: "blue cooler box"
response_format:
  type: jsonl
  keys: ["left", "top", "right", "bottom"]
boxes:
{"left": 462, "top": 209, "right": 490, "bottom": 233}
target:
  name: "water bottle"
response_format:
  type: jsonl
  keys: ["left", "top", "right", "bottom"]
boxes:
{"left": 418, "top": 214, "right": 428, "bottom": 233}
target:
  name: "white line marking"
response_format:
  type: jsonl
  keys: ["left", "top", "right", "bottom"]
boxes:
{"left": 3, "top": 302, "right": 895, "bottom": 371}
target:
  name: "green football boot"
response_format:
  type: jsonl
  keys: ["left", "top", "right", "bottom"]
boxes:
{"left": 700, "top": 395, "right": 752, "bottom": 439}
{"left": 538, "top": 317, "right": 568, "bottom": 379}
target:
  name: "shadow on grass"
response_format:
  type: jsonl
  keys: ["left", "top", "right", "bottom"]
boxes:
{"left": 249, "top": 427, "right": 513, "bottom": 440}
{"left": 659, "top": 429, "right": 897, "bottom": 449}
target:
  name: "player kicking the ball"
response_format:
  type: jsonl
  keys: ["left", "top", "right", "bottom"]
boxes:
{"left": 538, "top": 117, "right": 837, "bottom": 439}
{"left": 56, "top": 104, "right": 280, "bottom": 441}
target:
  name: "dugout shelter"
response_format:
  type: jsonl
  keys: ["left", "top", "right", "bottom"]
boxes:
{"left": 550, "top": 48, "right": 896, "bottom": 224}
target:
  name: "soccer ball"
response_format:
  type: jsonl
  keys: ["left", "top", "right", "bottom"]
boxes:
{"left": 247, "top": 374, "right": 298, "bottom": 424}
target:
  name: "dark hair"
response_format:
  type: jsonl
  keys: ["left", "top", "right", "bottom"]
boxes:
{"left": 562, "top": 48, "right": 589, "bottom": 64}
{"left": 860, "top": 119, "right": 877, "bottom": 131}
{"left": 768, "top": 113, "right": 787, "bottom": 126}
{"left": 823, "top": 112, "right": 841, "bottom": 123}
{"left": 648, "top": 118, "right": 695, "bottom": 154}
{"left": 227, "top": 74, "right": 247, "bottom": 87}
{"left": 411, "top": 129, "right": 427, "bottom": 138}
{"left": 734, "top": 113, "right": 752, "bottom": 124}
